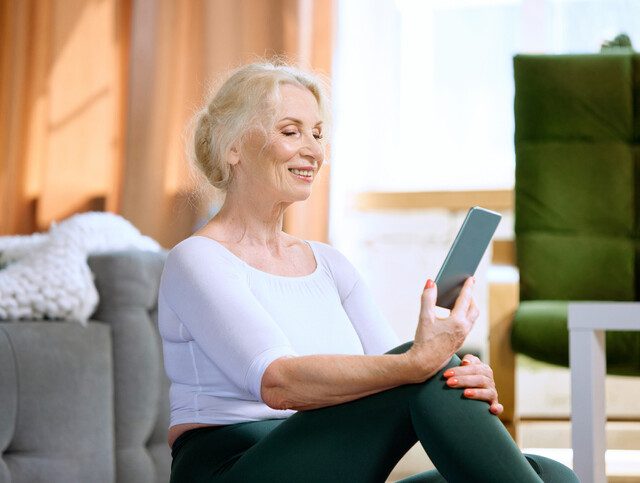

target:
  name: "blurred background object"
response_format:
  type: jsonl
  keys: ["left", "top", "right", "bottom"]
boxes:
{"left": 1, "top": 0, "right": 334, "bottom": 248}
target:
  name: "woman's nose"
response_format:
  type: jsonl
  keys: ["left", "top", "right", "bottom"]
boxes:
{"left": 300, "top": 133, "right": 323, "bottom": 160}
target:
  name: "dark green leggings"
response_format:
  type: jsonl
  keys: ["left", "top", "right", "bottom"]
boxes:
{"left": 171, "top": 342, "right": 578, "bottom": 482}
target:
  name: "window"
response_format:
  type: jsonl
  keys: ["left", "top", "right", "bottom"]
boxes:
{"left": 331, "top": 0, "right": 640, "bottom": 194}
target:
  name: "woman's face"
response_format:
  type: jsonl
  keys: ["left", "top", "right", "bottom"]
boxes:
{"left": 236, "top": 83, "right": 324, "bottom": 203}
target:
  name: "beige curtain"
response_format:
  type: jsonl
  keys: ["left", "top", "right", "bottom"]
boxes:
{"left": 0, "top": 0, "right": 129, "bottom": 235}
{"left": 122, "top": 0, "right": 335, "bottom": 248}
{"left": 1, "top": 0, "right": 334, "bottom": 248}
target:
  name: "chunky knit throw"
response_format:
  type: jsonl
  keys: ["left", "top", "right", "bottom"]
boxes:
{"left": 0, "top": 212, "right": 161, "bottom": 323}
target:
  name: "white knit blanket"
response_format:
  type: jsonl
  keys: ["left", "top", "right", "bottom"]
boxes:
{"left": 0, "top": 212, "right": 162, "bottom": 323}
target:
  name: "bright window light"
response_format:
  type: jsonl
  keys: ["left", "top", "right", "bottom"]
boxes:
{"left": 332, "top": 0, "right": 640, "bottom": 194}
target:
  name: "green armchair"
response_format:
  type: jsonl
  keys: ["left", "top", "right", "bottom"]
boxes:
{"left": 489, "top": 52, "right": 640, "bottom": 439}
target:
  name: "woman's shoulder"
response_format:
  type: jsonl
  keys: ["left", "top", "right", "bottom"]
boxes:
{"left": 164, "top": 235, "right": 246, "bottom": 276}
{"left": 170, "top": 234, "right": 229, "bottom": 256}
{"left": 306, "top": 239, "right": 349, "bottom": 261}
{"left": 306, "top": 240, "right": 359, "bottom": 281}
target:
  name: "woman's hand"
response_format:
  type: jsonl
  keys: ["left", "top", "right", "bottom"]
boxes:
{"left": 406, "top": 277, "right": 480, "bottom": 382}
{"left": 443, "top": 354, "right": 504, "bottom": 415}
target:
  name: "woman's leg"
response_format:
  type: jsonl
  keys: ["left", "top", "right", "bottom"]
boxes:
{"left": 395, "top": 455, "right": 578, "bottom": 483}
{"left": 171, "top": 342, "right": 578, "bottom": 483}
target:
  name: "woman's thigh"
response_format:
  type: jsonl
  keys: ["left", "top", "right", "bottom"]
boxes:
{"left": 224, "top": 382, "right": 423, "bottom": 482}
{"left": 171, "top": 343, "right": 576, "bottom": 483}
{"left": 171, "top": 382, "right": 423, "bottom": 483}
{"left": 221, "top": 358, "right": 544, "bottom": 483}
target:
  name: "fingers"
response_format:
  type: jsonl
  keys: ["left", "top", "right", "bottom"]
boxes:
{"left": 454, "top": 357, "right": 493, "bottom": 378}
{"left": 449, "top": 357, "right": 496, "bottom": 389}
{"left": 444, "top": 358, "right": 502, "bottom": 415}
{"left": 419, "top": 278, "right": 438, "bottom": 323}
{"left": 460, "top": 388, "right": 503, "bottom": 415}
{"left": 466, "top": 299, "right": 480, "bottom": 324}
{"left": 490, "top": 402, "right": 504, "bottom": 415}
{"left": 451, "top": 276, "right": 475, "bottom": 319}
{"left": 445, "top": 373, "right": 492, "bottom": 390}
{"left": 460, "top": 353, "right": 481, "bottom": 366}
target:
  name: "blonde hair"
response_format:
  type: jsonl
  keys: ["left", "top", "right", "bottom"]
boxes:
{"left": 189, "top": 61, "right": 330, "bottom": 197}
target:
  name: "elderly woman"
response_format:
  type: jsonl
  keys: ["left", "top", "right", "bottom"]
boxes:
{"left": 159, "top": 62, "right": 577, "bottom": 483}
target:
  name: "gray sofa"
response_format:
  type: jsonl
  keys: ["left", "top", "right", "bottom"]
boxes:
{"left": 0, "top": 250, "right": 170, "bottom": 483}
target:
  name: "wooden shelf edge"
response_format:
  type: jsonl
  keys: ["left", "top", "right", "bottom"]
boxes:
{"left": 354, "top": 189, "right": 513, "bottom": 211}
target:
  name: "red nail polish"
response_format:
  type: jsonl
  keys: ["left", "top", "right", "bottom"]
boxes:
{"left": 464, "top": 389, "right": 475, "bottom": 397}
{"left": 424, "top": 279, "right": 434, "bottom": 290}
{"left": 443, "top": 370, "right": 454, "bottom": 377}
{"left": 447, "top": 378, "right": 458, "bottom": 386}
{"left": 461, "top": 360, "right": 470, "bottom": 366}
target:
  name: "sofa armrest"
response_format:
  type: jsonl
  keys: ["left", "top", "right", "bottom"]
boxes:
{"left": 0, "top": 321, "right": 114, "bottom": 483}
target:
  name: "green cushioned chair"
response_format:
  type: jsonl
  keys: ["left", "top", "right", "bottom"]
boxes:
{"left": 512, "top": 52, "right": 640, "bottom": 376}
{"left": 489, "top": 51, "right": 640, "bottom": 443}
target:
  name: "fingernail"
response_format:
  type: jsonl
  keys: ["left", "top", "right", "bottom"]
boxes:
{"left": 424, "top": 279, "right": 434, "bottom": 290}
{"left": 443, "top": 369, "right": 454, "bottom": 377}
{"left": 446, "top": 378, "right": 458, "bottom": 386}
{"left": 461, "top": 360, "right": 471, "bottom": 366}
{"left": 464, "top": 389, "right": 475, "bottom": 397}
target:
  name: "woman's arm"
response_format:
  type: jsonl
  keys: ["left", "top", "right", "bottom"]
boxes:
{"left": 262, "top": 277, "right": 478, "bottom": 410}
{"left": 261, "top": 352, "right": 426, "bottom": 411}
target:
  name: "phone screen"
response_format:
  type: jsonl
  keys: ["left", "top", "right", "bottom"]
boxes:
{"left": 434, "top": 206, "right": 502, "bottom": 309}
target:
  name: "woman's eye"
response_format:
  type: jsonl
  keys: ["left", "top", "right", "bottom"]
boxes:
{"left": 314, "top": 133, "right": 323, "bottom": 140}
{"left": 283, "top": 130, "right": 298, "bottom": 136}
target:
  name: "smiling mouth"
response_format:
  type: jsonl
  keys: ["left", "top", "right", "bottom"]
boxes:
{"left": 288, "top": 168, "right": 314, "bottom": 180}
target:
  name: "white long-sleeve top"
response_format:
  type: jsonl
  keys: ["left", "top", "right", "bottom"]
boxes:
{"left": 158, "top": 235, "right": 399, "bottom": 427}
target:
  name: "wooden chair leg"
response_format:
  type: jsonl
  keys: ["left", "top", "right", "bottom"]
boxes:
{"left": 489, "top": 281, "right": 519, "bottom": 443}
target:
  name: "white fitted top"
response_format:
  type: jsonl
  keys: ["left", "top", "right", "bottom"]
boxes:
{"left": 158, "top": 236, "right": 399, "bottom": 426}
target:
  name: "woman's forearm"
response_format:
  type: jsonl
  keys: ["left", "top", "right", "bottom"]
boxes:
{"left": 260, "top": 350, "right": 444, "bottom": 411}
{"left": 261, "top": 276, "right": 478, "bottom": 412}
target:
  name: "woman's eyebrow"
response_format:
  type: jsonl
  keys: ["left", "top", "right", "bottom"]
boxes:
{"left": 278, "top": 117, "right": 323, "bottom": 127}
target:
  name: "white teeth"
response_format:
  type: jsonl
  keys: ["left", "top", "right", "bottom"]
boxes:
{"left": 290, "top": 168, "right": 312, "bottom": 177}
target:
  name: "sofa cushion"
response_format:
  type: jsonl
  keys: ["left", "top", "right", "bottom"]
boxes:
{"left": 0, "top": 321, "right": 114, "bottom": 483}
{"left": 512, "top": 300, "right": 640, "bottom": 375}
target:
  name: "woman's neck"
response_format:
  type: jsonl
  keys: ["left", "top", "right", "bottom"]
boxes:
{"left": 209, "top": 190, "right": 292, "bottom": 248}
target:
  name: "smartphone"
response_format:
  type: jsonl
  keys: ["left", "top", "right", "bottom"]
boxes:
{"left": 434, "top": 206, "right": 502, "bottom": 309}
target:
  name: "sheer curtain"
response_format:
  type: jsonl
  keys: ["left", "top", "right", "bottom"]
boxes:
{"left": 330, "top": 0, "right": 640, "bottom": 243}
